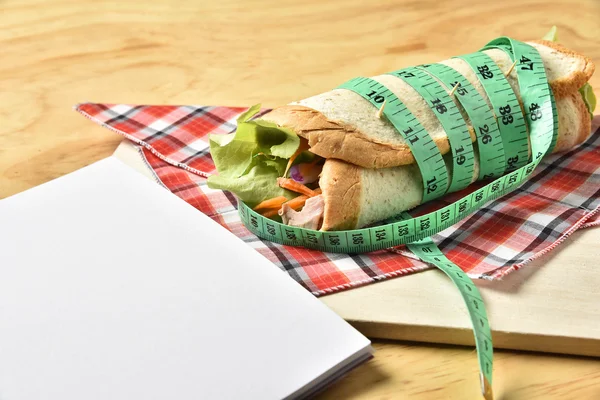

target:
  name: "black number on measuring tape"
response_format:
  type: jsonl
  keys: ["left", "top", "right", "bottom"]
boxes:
{"left": 519, "top": 55, "right": 533, "bottom": 70}
{"left": 529, "top": 103, "right": 543, "bottom": 120}
{"left": 507, "top": 156, "right": 519, "bottom": 170}
{"left": 499, "top": 104, "right": 513, "bottom": 125}
{"left": 455, "top": 144, "right": 466, "bottom": 165}
{"left": 426, "top": 176, "right": 438, "bottom": 194}
{"left": 473, "top": 299, "right": 480, "bottom": 310}
{"left": 398, "top": 71, "right": 415, "bottom": 78}
{"left": 479, "top": 124, "right": 493, "bottom": 144}
{"left": 266, "top": 222, "right": 276, "bottom": 236}
{"left": 375, "top": 229, "right": 387, "bottom": 242}
{"left": 403, "top": 127, "right": 420, "bottom": 145}
{"left": 458, "top": 200, "right": 468, "bottom": 214}
{"left": 508, "top": 173, "right": 519, "bottom": 185}
{"left": 475, "top": 190, "right": 485, "bottom": 202}
{"left": 421, "top": 246, "right": 433, "bottom": 253}
{"left": 397, "top": 225, "right": 409, "bottom": 236}
{"left": 450, "top": 81, "right": 468, "bottom": 95}
{"left": 490, "top": 181, "right": 501, "bottom": 193}
{"left": 328, "top": 235, "right": 341, "bottom": 246}
{"left": 431, "top": 98, "right": 448, "bottom": 114}
{"left": 477, "top": 65, "right": 494, "bottom": 79}
{"left": 285, "top": 230, "right": 297, "bottom": 241}
{"left": 250, "top": 215, "right": 259, "bottom": 228}
{"left": 420, "top": 218, "right": 431, "bottom": 230}
{"left": 352, "top": 233, "right": 364, "bottom": 245}
{"left": 440, "top": 209, "right": 451, "bottom": 223}
{"left": 306, "top": 232, "right": 318, "bottom": 245}
{"left": 366, "top": 90, "right": 385, "bottom": 104}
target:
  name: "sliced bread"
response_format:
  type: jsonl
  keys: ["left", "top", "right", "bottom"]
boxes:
{"left": 263, "top": 41, "right": 594, "bottom": 169}
{"left": 320, "top": 89, "right": 593, "bottom": 230}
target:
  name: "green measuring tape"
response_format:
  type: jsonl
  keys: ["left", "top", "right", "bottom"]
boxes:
{"left": 238, "top": 38, "right": 557, "bottom": 399}
{"left": 337, "top": 77, "right": 450, "bottom": 201}
{"left": 407, "top": 237, "right": 494, "bottom": 399}
{"left": 456, "top": 52, "right": 530, "bottom": 174}
{"left": 238, "top": 38, "right": 556, "bottom": 255}
{"left": 417, "top": 62, "right": 505, "bottom": 180}
{"left": 389, "top": 66, "right": 475, "bottom": 193}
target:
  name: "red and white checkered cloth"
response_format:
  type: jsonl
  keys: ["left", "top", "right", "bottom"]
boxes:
{"left": 77, "top": 103, "right": 600, "bottom": 296}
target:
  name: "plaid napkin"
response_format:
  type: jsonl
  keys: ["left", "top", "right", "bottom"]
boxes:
{"left": 77, "top": 103, "right": 600, "bottom": 296}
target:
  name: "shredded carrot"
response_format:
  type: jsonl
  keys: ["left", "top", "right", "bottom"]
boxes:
{"left": 260, "top": 190, "right": 322, "bottom": 219}
{"left": 284, "top": 138, "right": 310, "bottom": 177}
{"left": 260, "top": 196, "right": 308, "bottom": 217}
{"left": 262, "top": 209, "right": 281, "bottom": 218}
{"left": 263, "top": 190, "right": 322, "bottom": 217}
{"left": 282, "top": 195, "right": 309, "bottom": 210}
{"left": 253, "top": 196, "right": 288, "bottom": 211}
{"left": 277, "top": 177, "right": 317, "bottom": 197}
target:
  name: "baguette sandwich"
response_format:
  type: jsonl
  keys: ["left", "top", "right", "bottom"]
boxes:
{"left": 208, "top": 35, "right": 596, "bottom": 232}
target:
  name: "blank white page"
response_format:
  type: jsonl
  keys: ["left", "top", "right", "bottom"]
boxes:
{"left": 0, "top": 157, "right": 371, "bottom": 400}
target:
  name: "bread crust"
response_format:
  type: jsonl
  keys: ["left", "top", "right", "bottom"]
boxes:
{"left": 319, "top": 159, "right": 362, "bottom": 231}
{"left": 530, "top": 40, "right": 596, "bottom": 99}
{"left": 266, "top": 42, "right": 595, "bottom": 230}
{"left": 318, "top": 93, "right": 592, "bottom": 231}
{"left": 262, "top": 41, "right": 594, "bottom": 170}
{"left": 553, "top": 91, "right": 592, "bottom": 152}
{"left": 263, "top": 105, "right": 477, "bottom": 169}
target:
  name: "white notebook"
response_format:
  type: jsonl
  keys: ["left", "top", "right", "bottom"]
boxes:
{"left": 0, "top": 157, "right": 372, "bottom": 400}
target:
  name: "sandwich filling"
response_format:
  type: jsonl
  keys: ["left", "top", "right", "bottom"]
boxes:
{"left": 207, "top": 104, "right": 327, "bottom": 230}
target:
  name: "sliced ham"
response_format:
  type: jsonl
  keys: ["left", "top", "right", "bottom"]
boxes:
{"left": 279, "top": 195, "right": 324, "bottom": 230}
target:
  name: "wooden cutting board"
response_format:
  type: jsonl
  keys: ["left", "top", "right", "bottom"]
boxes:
{"left": 114, "top": 141, "right": 600, "bottom": 357}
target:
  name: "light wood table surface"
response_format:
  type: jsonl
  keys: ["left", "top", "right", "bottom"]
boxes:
{"left": 2, "top": 0, "right": 600, "bottom": 398}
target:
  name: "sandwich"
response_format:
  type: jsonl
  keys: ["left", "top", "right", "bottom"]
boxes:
{"left": 207, "top": 34, "right": 596, "bottom": 232}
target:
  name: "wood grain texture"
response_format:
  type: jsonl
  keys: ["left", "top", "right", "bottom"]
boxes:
{"left": 2, "top": 0, "right": 599, "bottom": 398}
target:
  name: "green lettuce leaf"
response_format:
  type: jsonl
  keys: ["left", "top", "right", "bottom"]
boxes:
{"left": 237, "top": 103, "right": 262, "bottom": 124}
{"left": 541, "top": 26, "right": 595, "bottom": 119}
{"left": 542, "top": 25, "right": 558, "bottom": 42}
{"left": 207, "top": 160, "right": 294, "bottom": 207}
{"left": 251, "top": 119, "right": 300, "bottom": 158}
{"left": 209, "top": 136, "right": 256, "bottom": 178}
{"left": 207, "top": 104, "right": 301, "bottom": 206}
{"left": 580, "top": 83, "right": 596, "bottom": 119}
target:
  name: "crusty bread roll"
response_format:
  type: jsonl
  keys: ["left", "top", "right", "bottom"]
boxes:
{"left": 263, "top": 40, "right": 594, "bottom": 169}
{"left": 262, "top": 40, "right": 595, "bottom": 231}
{"left": 320, "top": 92, "right": 591, "bottom": 230}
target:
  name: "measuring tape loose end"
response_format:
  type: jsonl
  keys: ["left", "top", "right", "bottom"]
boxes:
{"left": 238, "top": 37, "right": 558, "bottom": 399}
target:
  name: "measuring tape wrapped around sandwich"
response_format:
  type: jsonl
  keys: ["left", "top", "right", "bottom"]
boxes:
{"left": 207, "top": 38, "right": 595, "bottom": 232}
